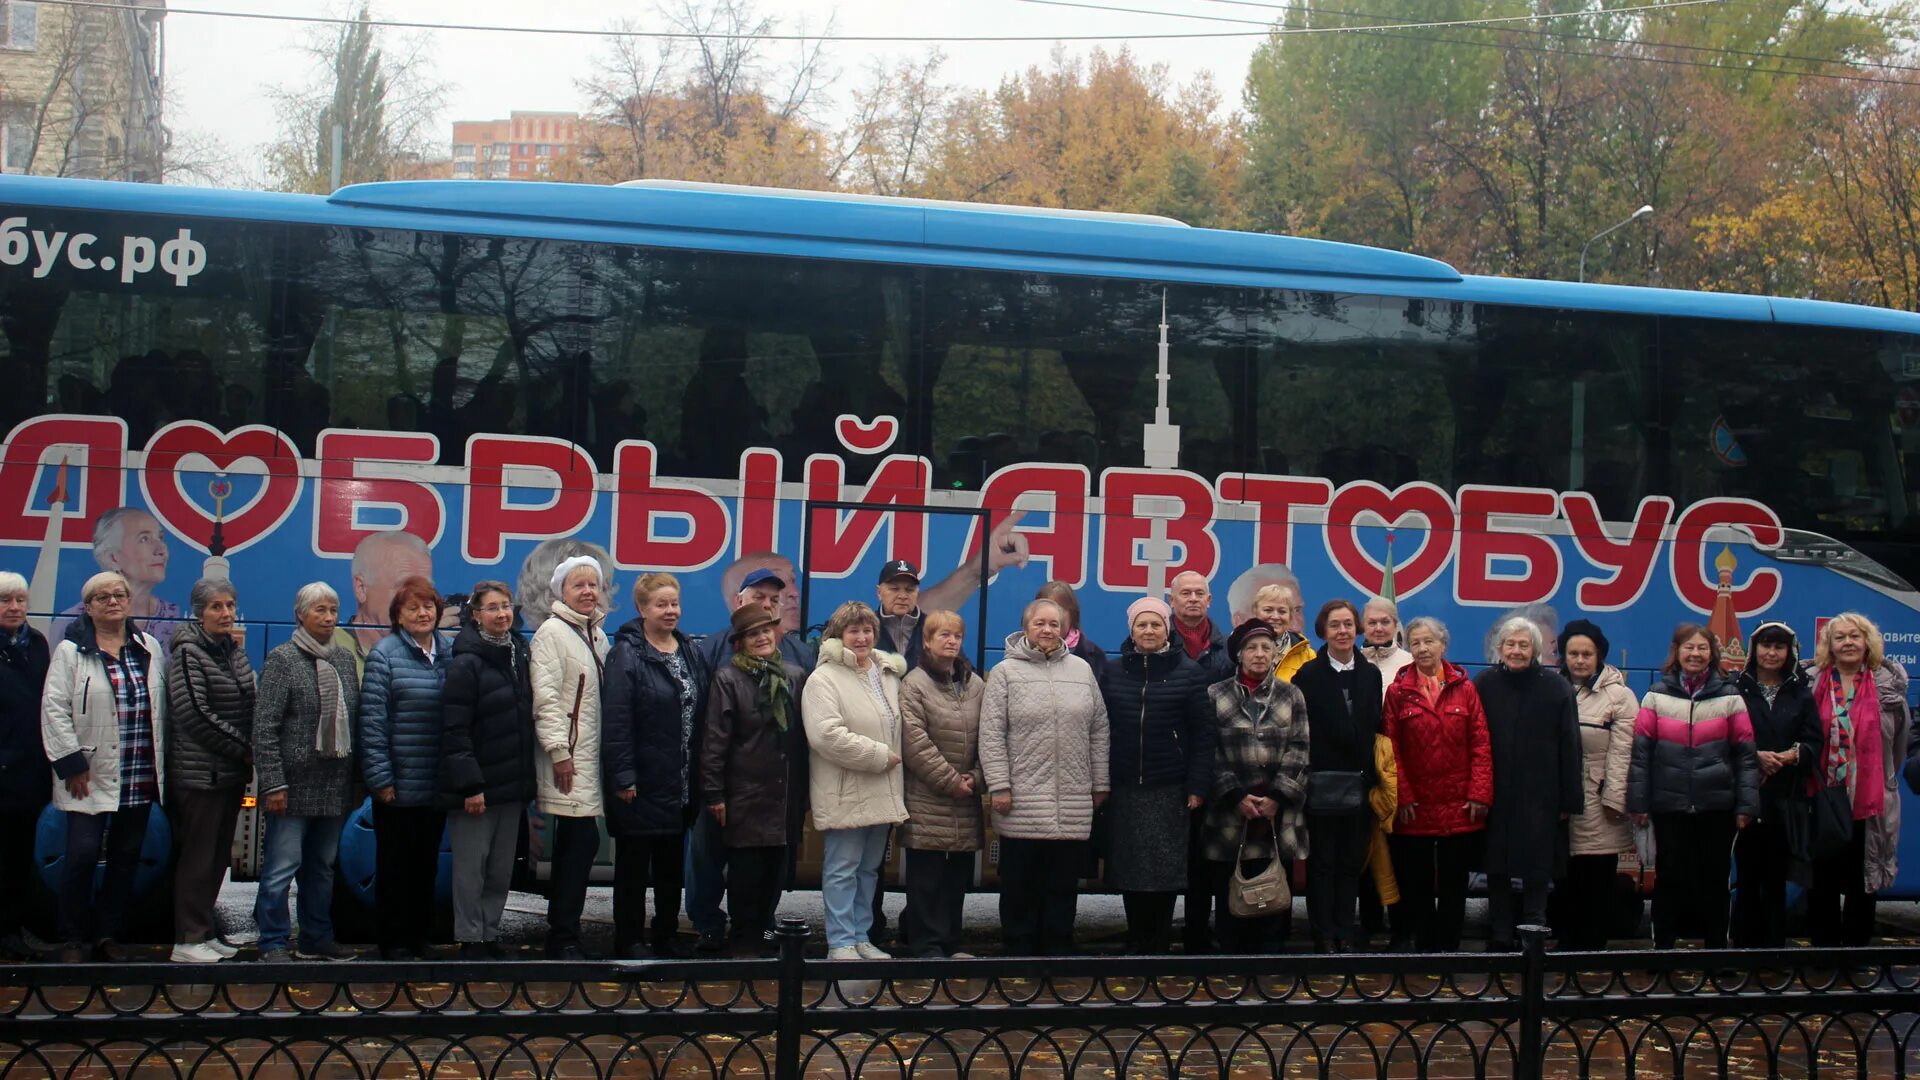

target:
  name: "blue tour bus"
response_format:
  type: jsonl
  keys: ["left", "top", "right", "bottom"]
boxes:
{"left": 5, "top": 174, "right": 1920, "bottom": 927}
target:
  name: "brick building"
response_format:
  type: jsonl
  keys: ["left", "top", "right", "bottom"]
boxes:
{"left": 450, "top": 111, "right": 577, "bottom": 180}
{"left": 0, "top": 0, "right": 166, "bottom": 180}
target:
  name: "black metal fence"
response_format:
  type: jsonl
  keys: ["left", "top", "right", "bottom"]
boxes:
{"left": 3, "top": 923, "right": 1918, "bottom": 1079}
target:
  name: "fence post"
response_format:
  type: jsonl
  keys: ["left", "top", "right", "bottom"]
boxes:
{"left": 1516, "top": 923, "right": 1549, "bottom": 1080}
{"left": 774, "top": 917, "right": 809, "bottom": 1080}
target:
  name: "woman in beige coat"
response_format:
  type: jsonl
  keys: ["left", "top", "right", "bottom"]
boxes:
{"left": 529, "top": 554, "right": 611, "bottom": 959}
{"left": 803, "top": 600, "right": 909, "bottom": 960}
{"left": 898, "top": 610, "right": 985, "bottom": 958}
{"left": 980, "top": 598, "right": 1109, "bottom": 956}
{"left": 1557, "top": 618, "right": 1635, "bottom": 951}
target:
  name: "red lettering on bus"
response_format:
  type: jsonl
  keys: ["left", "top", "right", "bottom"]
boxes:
{"left": 1669, "top": 497, "right": 1783, "bottom": 616}
{"left": 313, "top": 430, "right": 445, "bottom": 556}
{"left": 963, "top": 465, "right": 1092, "bottom": 587}
{"left": 140, "top": 421, "right": 302, "bottom": 555}
{"left": 1217, "top": 475, "right": 1334, "bottom": 566}
{"left": 462, "top": 435, "right": 597, "bottom": 564}
{"left": 803, "top": 454, "right": 931, "bottom": 577}
{"left": 610, "top": 441, "right": 730, "bottom": 571}
{"left": 0, "top": 414, "right": 125, "bottom": 545}
{"left": 734, "top": 449, "right": 783, "bottom": 558}
{"left": 1098, "top": 469, "right": 1220, "bottom": 589}
{"left": 1454, "top": 486, "right": 1563, "bottom": 607}
{"left": 1560, "top": 494, "right": 1673, "bottom": 611}
{"left": 1324, "top": 481, "right": 1457, "bottom": 600}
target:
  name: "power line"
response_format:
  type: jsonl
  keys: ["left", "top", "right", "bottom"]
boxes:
{"left": 1016, "top": 0, "right": 1733, "bottom": 33}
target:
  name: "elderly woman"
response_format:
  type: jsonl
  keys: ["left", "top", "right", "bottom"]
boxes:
{"left": 359, "top": 576, "right": 452, "bottom": 961}
{"left": 530, "top": 554, "right": 612, "bottom": 960}
{"left": 1291, "top": 599, "right": 1384, "bottom": 954}
{"left": 981, "top": 598, "right": 1109, "bottom": 957}
{"left": 1627, "top": 624, "right": 1759, "bottom": 950}
{"left": 602, "top": 572, "right": 711, "bottom": 960}
{"left": 1474, "top": 616, "right": 1581, "bottom": 951}
{"left": 1361, "top": 597, "right": 1413, "bottom": 691}
{"left": 1727, "top": 621, "right": 1818, "bottom": 949}
{"left": 166, "top": 578, "right": 256, "bottom": 963}
{"left": 1557, "top": 618, "right": 1638, "bottom": 952}
{"left": 896, "top": 610, "right": 986, "bottom": 959}
{"left": 1099, "top": 596, "right": 1213, "bottom": 954}
{"left": 251, "top": 581, "right": 360, "bottom": 962}
{"left": 0, "top": 572, "right": 48, "bottom": 962}
{"left": 1200, "top": 619, "right": 1311, "bottom": 952}
{"left": 1252, "top": 584, "right": 1316, "bottom": 684}
{"left": 1382, "top": 616, "right": 1491, "bottom": 953}
{"left": 439, "top": 580, "right": 536, "bottom": 961}
{"left": 41, "top": 571, "right": 168, "bottom": 963}
{"left": 1806, "top": 613, "right": 1909, "bottom": 948}
{"left": 804, "top": 600, "right": 909, "bottom": 961}
{"left": 1037, "top": 581, "right": 1108, "bottom": 682}
{"left": 702, "top": 603, "right": 809, "bottom": 958}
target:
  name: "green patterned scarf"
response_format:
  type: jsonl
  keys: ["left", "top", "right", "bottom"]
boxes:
{"left": 732, "top": 649, "right": 793, "bottom": 731}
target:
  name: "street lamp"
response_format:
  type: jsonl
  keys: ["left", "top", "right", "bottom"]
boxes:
{"left": 1578, "top": 204, "right": 1653, "bottom": 283}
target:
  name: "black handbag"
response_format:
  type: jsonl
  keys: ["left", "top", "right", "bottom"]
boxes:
{"left": 1810, "top": 779, "right": 1854, "bottom": 859}
{"left": 1307, "top": 770, "right": 1368, "bottom": 814}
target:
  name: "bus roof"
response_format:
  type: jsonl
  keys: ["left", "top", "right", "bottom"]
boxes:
{"left": 5, "top": 174, "right": 1919, "bottom": 335}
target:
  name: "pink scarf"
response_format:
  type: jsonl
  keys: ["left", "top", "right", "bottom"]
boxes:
{"left": 1815, "top": 666, "right": 1885, "bottom": 821}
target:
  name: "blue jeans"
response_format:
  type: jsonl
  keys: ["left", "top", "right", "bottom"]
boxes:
{"left": 683, "top": 808, "right": 727, "bottom": 935}
{"left": 821, "top": 825, "right": 889, "bottom": 949}
{"left": 254, "top": 813, "right": 344, "bottom": 952}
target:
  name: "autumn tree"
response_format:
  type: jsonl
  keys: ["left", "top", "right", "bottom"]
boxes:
{"left": 266, "top": 6, "right": 447, "bottom": 193}
{"left": 0, "top": 1, "right": 168, "bottom": 181}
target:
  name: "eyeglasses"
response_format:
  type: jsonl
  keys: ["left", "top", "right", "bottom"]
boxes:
{"left": 476, "top": 604, "right": 514, "bottom": 615}
{"left": 89, "top": 591, "right": 130, "bottom": 603}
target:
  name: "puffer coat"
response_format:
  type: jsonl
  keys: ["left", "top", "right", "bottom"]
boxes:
{"left": 1570, "top": 664, "right": 1638, "bottom": 856}
{"left": 43, "top": 617, "right": 168, "bottom": 814}
{"left": 252, "top": 639, "right": 360, "bottom": 818}
{"left": 980, "top": 632, "right": 1110, "bottom": 842}
{"left": 165, "top": 620, "right": 256, "bottom": 792}
{"left": 0, "top": 626, "right": 49, "bottom": 813}
{"left": 899, "top": 659, "right": 986, "bottom": 852}
{"left": 602, "top": 622, "right": 711, "bottom": 837}
{"left": 1100, "top": 641, "right": 1215, "bottom": 798}
{"left": 438, "top": 624, "right": 537, "bottom": 807}
{"left": 1627, "top": 670, "right": 1760, "bottom": 819}
{"left": 700, "top": 660, "right": 809, "bottom": 848}
{"left": 359, "top": 630, "right": 452, "bottom": 807}
{"left": 1382, "top": 662, "right": 1492, "bottom": 838}
{"left": 803, "top": 639, "right": 909, "bottom": 832}
{"left": 530, "top": 600, "right": 610, "bottom": 817}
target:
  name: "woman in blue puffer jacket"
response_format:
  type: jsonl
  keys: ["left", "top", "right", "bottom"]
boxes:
{"left": 359, "top": 575, "right": 452, "bottom": 961}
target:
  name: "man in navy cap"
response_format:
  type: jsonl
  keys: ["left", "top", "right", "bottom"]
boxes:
{"left": 702, "top": 563, "right": 817, "bottom": 671}
{"left": 875, "top": 559, "right": 926, "bottom": 669}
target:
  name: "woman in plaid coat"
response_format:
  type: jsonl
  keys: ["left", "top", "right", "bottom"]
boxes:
{"left": 1202, "top": 619, "right": 1312, "bottom": 952}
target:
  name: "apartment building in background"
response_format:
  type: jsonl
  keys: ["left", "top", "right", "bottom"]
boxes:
{"left": 0, "top": 0, "right": 167, "bottom": 180}
{"left": 451, "top": 111, "right": 578, "bottom": 180}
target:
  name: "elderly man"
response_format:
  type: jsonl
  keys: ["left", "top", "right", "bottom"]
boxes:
{"left": 1168, "top": 571, "right": 1232, "bottom": 683}
{"left": 334, "top": 531, "right": 434, "bottom": 674}
{"left": 701, "top": 564, "right": 815, "bottom": 670}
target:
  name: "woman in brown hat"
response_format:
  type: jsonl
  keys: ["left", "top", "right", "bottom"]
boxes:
{"left": 700, "top": 602, "right": 810, "bottom": 956}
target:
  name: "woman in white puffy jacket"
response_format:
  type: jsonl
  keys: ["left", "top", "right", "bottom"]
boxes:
{"left": 529, "top": 555, "right": 611, "bottom": 960}
{"left": 803, "top": 600, "right": 908, "bottom": 961}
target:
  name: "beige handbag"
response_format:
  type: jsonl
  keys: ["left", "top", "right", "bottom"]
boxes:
{"left": 1227, "top": 818, "right": 1291, "bottom": 918}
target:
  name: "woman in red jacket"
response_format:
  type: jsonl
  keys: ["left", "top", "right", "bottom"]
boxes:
{"left": 1383, "top": 616, "right": 1493, "bottom": 952}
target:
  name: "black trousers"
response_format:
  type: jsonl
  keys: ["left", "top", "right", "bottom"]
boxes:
{"left": 373, "top": 802, "right": 443, "bottom": 949}
{"left": 1731, "top": 819, "right": 1791, "bottom": 948}
{"left": 614, "top": 831, "right": 686, "bottom": 952}
{"left": 1388, "top": 833, "right": 1475, "bottom": 952}
{"left": 904, "top": 848, "right": 973, "bottom": 957}
{"left": 1808, "top": 818, "right": 1876, "bottom": 948}
{"left": 546, "top": 814, "right": 600, "bottom": 948}
{"left": 1183, "top": 807, "right": 1215, "bottom": 952}
{"left": 1357, "top": 875, "right": 1387, "bottom": 941}
{"left": 0, "top": 807, "right": 40, "bottom": 936}
{"left": 1486, "top": 878, "right": 1550, "bottom": 947}
{"left": 1651, "top": 811, "right": 1734, "bottom": 949}
{"left": 60, "top": 802, "right": 152, "bottom": 945}
{"left": 1204, "top": 857, "right": 1291, "bottom": 952}
{"left": 725, "top": 845, "right": 786, "bottom": 952}
{"left": 1306, "top": 811, "right": 1372, "bottom": 947}
{"left": 1560, "top": 854, "right": 1619, "bottom": 951}
{"left": 171, "top": 786, "right": 244, "bottom": 944}
{"left": 998, "top": 838, "right": 1081, "bottom": 956}
{"left": 1121, "top": 892, "right": 1178, "bottom": 954}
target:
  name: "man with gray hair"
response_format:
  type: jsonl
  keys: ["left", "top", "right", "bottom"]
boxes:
{"left": 335, "top": 531, "right": 435, "bottom": 673}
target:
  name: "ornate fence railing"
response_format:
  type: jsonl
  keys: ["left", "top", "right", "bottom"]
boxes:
{"left": 3, "top": 923, "right": 1917, "bottom": 1079}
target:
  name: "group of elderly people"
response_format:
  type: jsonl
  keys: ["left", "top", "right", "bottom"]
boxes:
{"left": 3, "top": 555, "right": 1908, "bottom": 962}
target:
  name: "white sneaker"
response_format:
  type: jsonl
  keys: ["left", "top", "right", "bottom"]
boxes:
{"left": 170, "top": 941, "right": 225, "bottom": 964}
{"left": 826, "top": 946, "right": 861, "bottom": 961}
{"left": 206, "top": 938, "right": 239, "bottom": 959}
{"left": 854, "top": 942, "right": 892, "bottom": 960}
{"left": 949, "top": 951, "right": 975, "bottom": 959}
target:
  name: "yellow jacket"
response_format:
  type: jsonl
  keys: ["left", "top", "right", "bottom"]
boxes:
{"left": 1368, "top": 733, "right": 1400, "bottom": 905}
{"left": 1275, "top": 636, "right": 1316, "bottom": 684}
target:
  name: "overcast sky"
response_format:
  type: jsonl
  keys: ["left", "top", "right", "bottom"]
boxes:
{"left": 163, "top": 0, "right": 1273, "bottom": 187}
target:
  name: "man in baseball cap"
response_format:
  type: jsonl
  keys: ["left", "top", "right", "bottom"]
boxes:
{"left": 875, "top": 559, "right": 925, "bottom": 668}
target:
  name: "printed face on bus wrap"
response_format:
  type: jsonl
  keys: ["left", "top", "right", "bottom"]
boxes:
{"left": 107, "top": 510, "right": 169, "bottom": 589}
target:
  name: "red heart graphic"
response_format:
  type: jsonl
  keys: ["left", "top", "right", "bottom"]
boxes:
{"left": 138, "top": 422, "right": 304, "bottom": 556}
{"left": 1323, "top": 481, "right": 1457, "bottom": 600}
{"left": 836, "top": 414, "right": 899, "bottom": 455}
